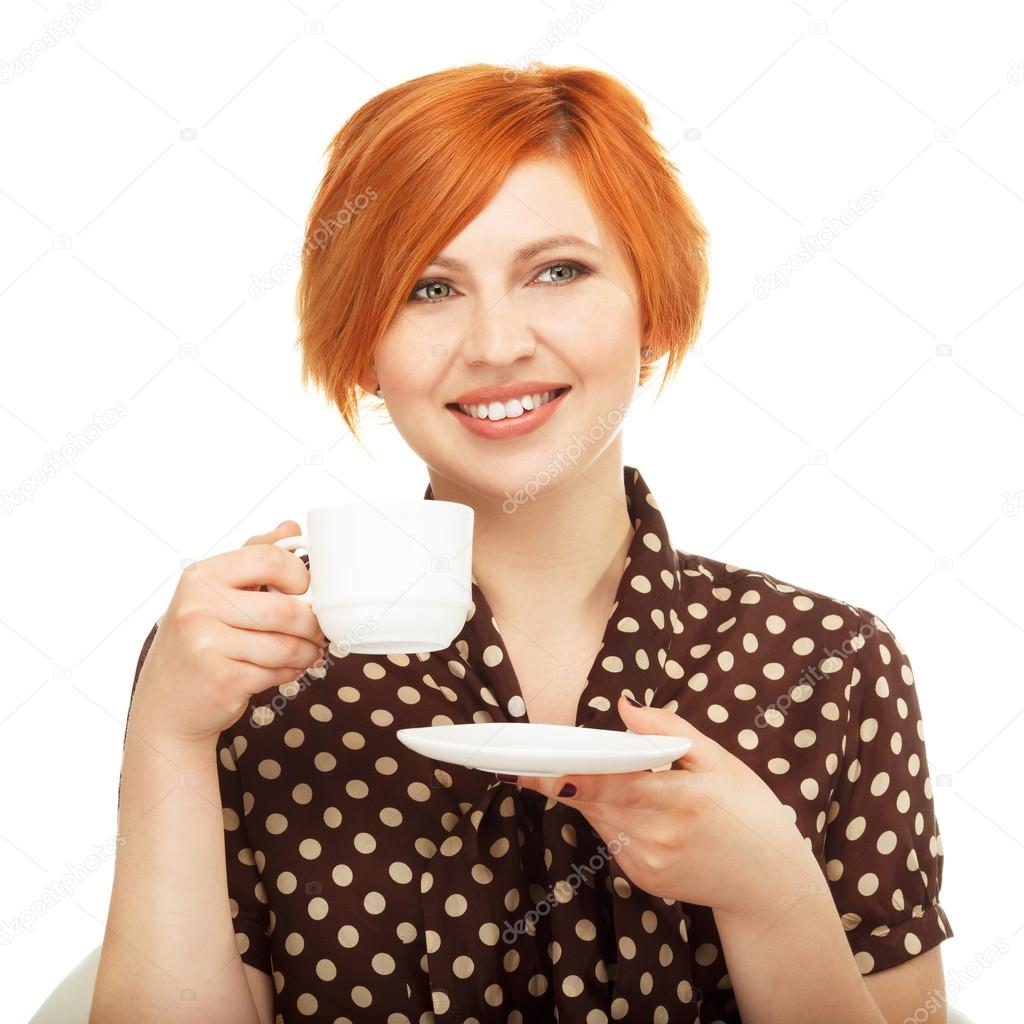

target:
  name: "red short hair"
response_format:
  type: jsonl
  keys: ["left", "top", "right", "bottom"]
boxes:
{"left": 295, "top": 62, "right": 710, "bottom": 448}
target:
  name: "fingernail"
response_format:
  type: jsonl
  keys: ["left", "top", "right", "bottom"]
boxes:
{"left": 558, "top": 782, "right": 577, "bottom": 798}
{"left": 624, "top": 694, "right": 644, "bottom": 708}
{"left": 494, "top": 773, "right": 517, "bottom": 783}
{"left": 312, "top": 657, "right": 326, "bottom": 668}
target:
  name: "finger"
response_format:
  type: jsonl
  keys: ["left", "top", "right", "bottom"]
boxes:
{"left": 243, "top": 521, "right": 302, "bottom": 548}
{"left": 196, "top": 584, "right": 326, "bottom": 646}
{"left": 216, "top": 621, "right": 324, "bottom": 670}
{"left": 208, "top": 542, "right": 312, "bottom": 594}
{"left": 518, "top": 769, "right": 676, "bottom": 811}
{"left": 616, "top": 694, "right": 720, "bottom": 771}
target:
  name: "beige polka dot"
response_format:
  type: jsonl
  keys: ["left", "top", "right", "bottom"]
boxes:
{"left": 407, "top": 782, "right": 430, "bottom": 802}
{"left": 372, "top": 952, "right": 396, "bottom": 974}
{"left": 854, "top": 950, "right": 874, "bottom": 974}
{"left": 453, "top": 954, "right": 475, "bottom": 978}
{"left": 445, "top": 893, "right": 468, "bottom": 916}
{"left": 315, "top": 957, "right": 336, "bottom": 980}
{"left": 389, "top": 861, "right": 413, "bottom": 884}
{"left": 351, "top": 985, "right": 372, "bottom": 1007}
{"left": 694, "top": 942, "right": 718, "bottom": 966}
{"left": 363, "top": 891, "right": 386, "bottom": 914}
{"left": 876, "top": 830, "right": 898, "bottom": 854}
{"left": 277, "top": 871, "right": 297, "bottom": 894}
{"left": 353, "top": 832, "right": 376, "bottom": 853}
{"left": 738, "top": 728, "right": 759, "bottom": 749}
{"left": 285, "top": 931, "right": 304, "bottom": 955}
{"left": 299, "top": 838, "right": 321, "bottom": 859}
{"left": 337, "top": 924, "right": 359, "bottom": 947}
{"left": 307, "top": 897, "right": 328, "bottom": 920}
{"left": 258, "top": 758, "right": 281, "bottom": 779}
{"left": 562, "top": 974, "right": 585, "bottom": 997}
{"left": 858, "top": 872, "right": 879, "bottom": 896}
{"left": 265, "top": 813, "right": 288, "bottom": 835}
{"left": 296, "top": 992, "right": 318, "bottom": 1015}
{"left": 707, "top": 703, "right": 728, "bottom": 723}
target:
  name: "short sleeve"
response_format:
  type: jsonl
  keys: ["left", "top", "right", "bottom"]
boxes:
{"left": 823, "top": 607, "right": 953, "bottom": 975}
{"left": 217, "top": 731, "right": 273, "bottom": 975}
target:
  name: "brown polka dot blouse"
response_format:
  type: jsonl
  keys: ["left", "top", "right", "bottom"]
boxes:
{"left": 124, "top": 465, "right": 953, "bottom": 1022}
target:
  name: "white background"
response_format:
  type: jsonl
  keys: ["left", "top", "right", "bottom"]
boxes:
{"left": 2, "top": 1, "right": 1022, "bottom": 1021}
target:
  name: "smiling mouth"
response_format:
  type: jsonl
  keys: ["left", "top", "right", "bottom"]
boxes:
{"left": 446, "top": 387, "right": 571, "bottom": 420}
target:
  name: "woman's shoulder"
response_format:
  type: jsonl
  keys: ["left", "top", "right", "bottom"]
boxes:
{"left": 671, "top": 546, "right": 869, "bottom": 626}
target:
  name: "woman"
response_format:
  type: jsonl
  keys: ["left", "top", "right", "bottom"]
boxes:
{"left": 94, "top": 63, "right": 953, "bottom": 1023}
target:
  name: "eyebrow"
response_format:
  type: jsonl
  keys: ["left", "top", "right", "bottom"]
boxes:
{"left": 426, "top": 234, "right": 602, "bottom": 272}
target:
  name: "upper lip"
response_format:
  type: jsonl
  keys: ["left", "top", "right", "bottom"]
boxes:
{"left": 448, "top": 382, "right": 571, "bottom": 407}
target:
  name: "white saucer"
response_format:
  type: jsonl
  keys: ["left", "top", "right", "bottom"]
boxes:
{"left": 395, "top": 722, "right": 693, "bottom": 777}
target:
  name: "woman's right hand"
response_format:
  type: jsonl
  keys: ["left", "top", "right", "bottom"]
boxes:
{"left": 127, "top": 520, "right": 329, "bottom": 748}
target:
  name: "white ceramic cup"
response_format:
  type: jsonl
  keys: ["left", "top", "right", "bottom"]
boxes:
{"left": 269, "top": 499, "right": 474, "bottom": 655}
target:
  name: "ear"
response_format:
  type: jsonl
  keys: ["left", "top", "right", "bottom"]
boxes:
{"left": 356, "top": 365, "right": 379, "bottom": 395}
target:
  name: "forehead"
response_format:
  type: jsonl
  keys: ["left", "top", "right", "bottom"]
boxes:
{"left": 438, "top": 158, "right": 608, "bottom": 260}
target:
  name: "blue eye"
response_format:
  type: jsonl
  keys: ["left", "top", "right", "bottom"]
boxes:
{"left": 408, "top": 261, "right": 591, "bottom": 304}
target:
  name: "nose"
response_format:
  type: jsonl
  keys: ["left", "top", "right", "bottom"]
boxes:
{"left": 457, "top": 292, "right": 537, "bottom": 368}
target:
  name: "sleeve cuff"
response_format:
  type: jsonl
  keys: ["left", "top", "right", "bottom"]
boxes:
{"left": 847, "top": 899, "right": 954, "bottom": 975}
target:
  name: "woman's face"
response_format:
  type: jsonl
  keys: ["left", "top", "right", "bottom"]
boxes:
{"left": 367, "top": 157, "right": 645, "bottom": 499}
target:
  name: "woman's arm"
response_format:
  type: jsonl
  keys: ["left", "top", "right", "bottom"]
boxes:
{"left": 712, "top": 859, "right": 890, "bottom": 1024}
{"left": 89, "top": 724, "right": 265, "bottom": 1024}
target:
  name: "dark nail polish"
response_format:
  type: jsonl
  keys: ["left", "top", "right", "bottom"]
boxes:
{"left": 494, "top": 773, "right": 517, "bottom": 783}
{"left": 558, "top": 782, "right": 577, "bottom": 798}
{"left": 625, "top": 694, "right": 644, "bottom": 708}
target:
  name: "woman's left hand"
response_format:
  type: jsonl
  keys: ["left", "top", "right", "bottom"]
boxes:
{"left": 513, "top": 694, "right": 825, "bottom": 918}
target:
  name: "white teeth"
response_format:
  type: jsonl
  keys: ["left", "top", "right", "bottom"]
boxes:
{"left": 458, "top": 390, "right": 560, "bottom": 420}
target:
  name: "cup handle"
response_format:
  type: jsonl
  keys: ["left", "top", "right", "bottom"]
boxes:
{"left": 269, "top": 535, "right": 314, "bottom": 604}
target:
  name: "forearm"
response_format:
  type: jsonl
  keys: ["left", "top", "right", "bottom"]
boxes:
{"left": 712, "top": 854, "right": 886, "bottom": 1024}
{"left": 91, "top": 720, "right": 261, "bottom": 1024}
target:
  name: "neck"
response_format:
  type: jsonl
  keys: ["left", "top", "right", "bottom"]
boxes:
{"left": 427, "top": 445, "right": 634, "bottom": 633}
